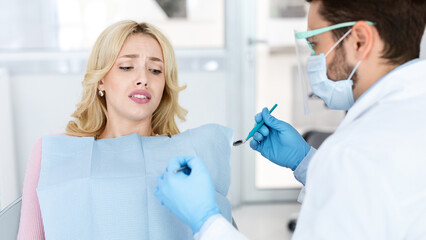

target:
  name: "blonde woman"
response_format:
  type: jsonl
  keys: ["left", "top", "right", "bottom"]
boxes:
{"left": 17, "top": 20, "right": 233, "bottom": 239}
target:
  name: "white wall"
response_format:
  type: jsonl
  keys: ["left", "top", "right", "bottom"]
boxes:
{"left": 0, "top": 0, "right": 58, "bottom": 49}
{"left": 178, "top": 72, "right": 229, "bottom": 130}
{"left": 0, "top": 69, "right": 19, "bottom": 209}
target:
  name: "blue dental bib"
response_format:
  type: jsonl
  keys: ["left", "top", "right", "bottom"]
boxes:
{"left": 36, "top": 124, "right": 233, "bottom": 240}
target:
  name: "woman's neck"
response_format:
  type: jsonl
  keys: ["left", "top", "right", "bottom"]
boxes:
{"left": 98, "top": 115, "right": 154, "bottom": 139}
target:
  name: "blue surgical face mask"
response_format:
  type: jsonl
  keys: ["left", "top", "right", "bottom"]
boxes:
{"left": 306, "top": 29, "right": 361, "bottom": 110}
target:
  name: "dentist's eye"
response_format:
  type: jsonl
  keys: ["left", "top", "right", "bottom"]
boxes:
{"left": 119, "top": 66, "right": 134, "bottom": 71}
{"left": 150, "top": 69, "right": 162, "bottom": 75}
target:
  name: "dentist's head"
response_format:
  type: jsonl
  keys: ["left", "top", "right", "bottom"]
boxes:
{"left": 305, "top": 0, "right": 426, "bottom": 102}
{"left": 66, "top": 21, "right": 187, "bottom": 138}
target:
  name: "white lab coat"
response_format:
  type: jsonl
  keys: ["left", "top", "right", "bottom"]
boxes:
{"left": 195, "top": 59, "right": 426, "bottom": 240}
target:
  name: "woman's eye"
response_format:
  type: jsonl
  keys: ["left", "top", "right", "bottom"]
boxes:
{"left": 119, "top": 66, "right": 134, "bottom": 71}
{"left": 150, "top": 69, "right": 162, "bottom": 75}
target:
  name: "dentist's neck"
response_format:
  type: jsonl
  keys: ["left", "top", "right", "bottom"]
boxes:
{"left": 353, "top": 58, "right": 398, "bottom": 101}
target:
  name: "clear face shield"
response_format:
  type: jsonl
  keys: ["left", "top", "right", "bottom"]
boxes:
{"left": 294, "top": 29, "right": 315, "bottom": 114}
{"left": 294, "top": 21, "right": 375, "bottom": 113}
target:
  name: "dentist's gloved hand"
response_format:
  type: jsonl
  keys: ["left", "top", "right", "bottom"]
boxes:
{"left": 250, "top": 108, "right": 311, "bottom": 170}
{"left": 154, "top": 156, "right": 220, "bottom": 233}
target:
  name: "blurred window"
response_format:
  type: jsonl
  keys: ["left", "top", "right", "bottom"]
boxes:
{"left": 0, "top": 0, "right": 225, "bottom": 51}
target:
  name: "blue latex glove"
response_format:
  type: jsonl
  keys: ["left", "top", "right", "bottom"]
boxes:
{"left": 154, "top": 156, "right": 220, "bottom": 233}
{"left": 250, "top": 108, "right": 311, "bottom": 170}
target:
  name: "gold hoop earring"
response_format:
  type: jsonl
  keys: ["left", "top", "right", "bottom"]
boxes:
{"left": 98, "top": 90, "right": 104, "bottom": 97}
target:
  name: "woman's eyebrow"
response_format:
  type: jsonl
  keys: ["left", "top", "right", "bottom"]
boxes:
{"left": 119, "top": 54, "right": 139, "bottom": 58}
{"left": 119, "top": 54, "right": 163, "bottom": 63}
{"left": 148, "top": 57, "right": 163, "bottom": 63}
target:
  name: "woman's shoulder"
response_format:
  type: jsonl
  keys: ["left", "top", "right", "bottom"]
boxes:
{"left": 30, "top": 136, "right": 43, "bottom": 154}
{"left": 38, "top": 133, "right": 95, "bottom": 154}
{"left": 30, "top": 134, "right": 66, "bottom": 154}
{"left": 40, "top": 133, "right": 94, "bottom": 142}
{"left": 33, "top": 134, "right": 96, "bottom": 158}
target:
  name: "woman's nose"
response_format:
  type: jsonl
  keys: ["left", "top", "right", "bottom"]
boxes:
{"left": 136, "top": 81, "right": 148, "bottom": 87}
{"left": 136, "top": 72, "right": 148, "bottom": 87}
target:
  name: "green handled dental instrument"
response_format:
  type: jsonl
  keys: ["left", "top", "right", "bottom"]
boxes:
{"left": 233, "top": 104, "right": 278, "bottom": 146}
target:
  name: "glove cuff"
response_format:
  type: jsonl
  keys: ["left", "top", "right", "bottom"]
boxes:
{"left": 191, "top": 206, "right": 221, "bottom": 233}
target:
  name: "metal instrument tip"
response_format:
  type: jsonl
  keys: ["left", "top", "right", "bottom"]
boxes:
{"left": 233, "top": 139, "right": 246, "bottom": 146}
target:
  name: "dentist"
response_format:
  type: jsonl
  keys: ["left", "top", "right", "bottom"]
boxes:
{"left": 155, "top": 0, "right": 426, "bottom": 239}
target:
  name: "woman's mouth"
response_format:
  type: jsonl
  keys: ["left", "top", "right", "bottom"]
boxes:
{"left": 129, "top": 90, "right": 151, "bottom": 104}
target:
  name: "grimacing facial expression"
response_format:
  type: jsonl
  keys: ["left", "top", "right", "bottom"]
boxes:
{"left": 99, "top": 33, "right": 166, "bottom": 123}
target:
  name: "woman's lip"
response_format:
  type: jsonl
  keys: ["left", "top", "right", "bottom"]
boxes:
{"left": 129, "top": 90, "right": 151, "bottom": 99}
{"left": 129, "top": 96, "right": 150, "bottom": 104}
{"left": 128, "top": 90, "right": 152, "bottom": 104}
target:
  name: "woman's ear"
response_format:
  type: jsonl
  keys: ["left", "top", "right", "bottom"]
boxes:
{"left": 351, "top": 21, "right": 375, "bottom": 61}
{"left": 98, "top": 79, "right": 105, "bottom": 91}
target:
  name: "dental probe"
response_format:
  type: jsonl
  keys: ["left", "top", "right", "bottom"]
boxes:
{"left": 174, "top": 165, "right": 191, "bottom": 174}
{"left": 232, "top": 104, "right": 278, "bottom": 147}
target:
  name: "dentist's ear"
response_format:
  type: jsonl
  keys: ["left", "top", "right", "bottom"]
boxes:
{"left": 351, "top": 21, "right": 376, "bottom": 61}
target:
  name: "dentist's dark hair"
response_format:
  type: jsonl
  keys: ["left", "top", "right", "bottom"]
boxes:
{"left": 306, "top": 0, "right": 426, "bottom": 65}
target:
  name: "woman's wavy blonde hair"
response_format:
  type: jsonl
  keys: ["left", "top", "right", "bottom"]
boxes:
{"left": 66, "top": 20, "right": 187, "bottom": 137}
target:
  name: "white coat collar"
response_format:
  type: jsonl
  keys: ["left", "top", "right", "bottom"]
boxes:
{"left": 337, "top": 58, "right": 426, "bottom": 130}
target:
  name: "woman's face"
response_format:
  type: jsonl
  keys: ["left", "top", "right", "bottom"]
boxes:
{"left": 99, "top": 33, "right": 166, "bottom": 124}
